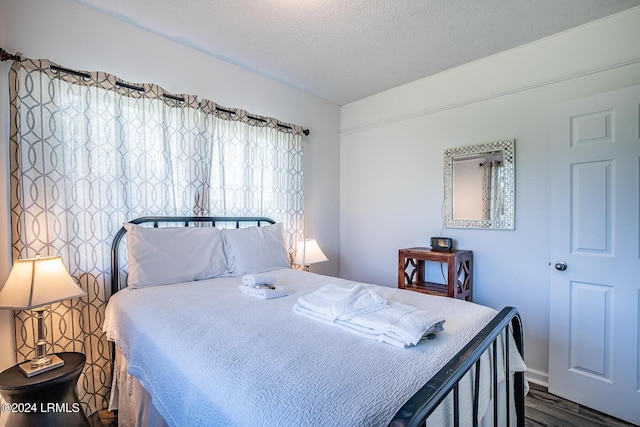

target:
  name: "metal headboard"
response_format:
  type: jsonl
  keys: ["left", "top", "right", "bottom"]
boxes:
{"left": 110, "top": 216, "right": 276, "bottom": 296}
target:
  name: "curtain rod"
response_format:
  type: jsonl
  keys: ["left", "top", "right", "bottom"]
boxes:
{"left": 51, "top": 71, "right": 307, "bottom": 133}
{"left": 48, "top": 66, "right": 193, "bottom": 105}
{"left": 1, "top": 47, "right": 310, "bottom": 136}
{"left": 214, "top": 107, "right": 305, "bottom": 133}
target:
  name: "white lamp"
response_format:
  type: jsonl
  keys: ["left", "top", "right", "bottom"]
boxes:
{"left": 293, "top": 238, "right": 328, "bottom": 271}
{"left": 0, "top": 255, "right": 86, "bottom": 377}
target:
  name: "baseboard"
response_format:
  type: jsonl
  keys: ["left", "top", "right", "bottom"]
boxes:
{"left": 525, "top": 368, "right": 549, "bottom": 388}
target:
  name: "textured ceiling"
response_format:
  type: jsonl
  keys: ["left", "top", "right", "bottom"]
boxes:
{"left": 77, "top": 0, "right": 640, "bottom": 105}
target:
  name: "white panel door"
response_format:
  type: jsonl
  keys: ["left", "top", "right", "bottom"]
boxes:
{"left": 549, "top": 84, "right": 640, "bottom": 425}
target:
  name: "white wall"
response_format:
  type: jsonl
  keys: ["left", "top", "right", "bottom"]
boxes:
{"left": 340, "top": 7, "right": 640, "bottom": 385}
{"left": 0, "top": 0, "right": 340, "bottom": 371}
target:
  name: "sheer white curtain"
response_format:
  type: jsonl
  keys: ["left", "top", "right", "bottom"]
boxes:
{"left": 200, "top": 100, "right": 304, "bottom": 249}
{"left": 8, "top": 58, "right": 304, "bottom": 415}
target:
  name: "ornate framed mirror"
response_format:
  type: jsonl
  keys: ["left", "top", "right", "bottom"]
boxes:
{"left": 444, "top": 139, "right": 515, "bottom": 230}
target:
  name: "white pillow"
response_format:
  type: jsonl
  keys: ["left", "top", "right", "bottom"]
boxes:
{"left": 124, "top": 223, "right": 227, "bottom": 288}
{"left": 222, "top": 223, "right": 290, "bottom": 275}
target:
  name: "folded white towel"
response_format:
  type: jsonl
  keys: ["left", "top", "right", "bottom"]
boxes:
{"left": 297, "top": 283, "right": 387, "bottom": 320}
{"left": 293, "top": 284, "right": 445, "bottom": 348}
{"left": 293, "top": 304, "right": 406, "bottom": 348}
{"left": 242, "top": 274, "right": 277, "bottom": 288}
{"left": 297, "top": 283, "right": 351, "bottom": 317}
{"left": 239, "top": 285, "right": 289, "bottom": 300}
{"left": 329, "top": 284, "right": 388, "bottom": 321}
{"left": 338, "top": 301, "right": 445, "bottom": 346}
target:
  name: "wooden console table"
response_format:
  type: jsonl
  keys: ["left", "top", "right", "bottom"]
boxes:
{"left": 398, "top": 247, "right": 473, "bottom": 301}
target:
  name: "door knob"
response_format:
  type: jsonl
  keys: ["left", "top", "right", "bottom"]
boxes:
{"left": 554, "top": 261, "right": 568, "bottom": 271}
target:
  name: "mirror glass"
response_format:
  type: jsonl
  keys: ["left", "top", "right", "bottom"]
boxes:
{"left": 444, "top": 140, "right": 515, "bottom": 229}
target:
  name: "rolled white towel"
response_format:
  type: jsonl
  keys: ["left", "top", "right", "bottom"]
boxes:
{"left": 239, "top": 285, "right": 289, "bottom": 300}
{"left": 242, "top": 273, "right": 277, "bottom": 288}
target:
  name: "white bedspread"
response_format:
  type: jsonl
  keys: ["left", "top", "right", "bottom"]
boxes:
{"left": 103, "top": 268, "right": 522, "bottom": 427}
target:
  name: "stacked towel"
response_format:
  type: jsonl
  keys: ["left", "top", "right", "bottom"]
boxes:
{"left": 297, "top": 284, "right": 388, "bottom": 321}
{"left": 337, "top": 301, "right": 444, "bottom": 347}
{"left": 239, "top": 285, "right": 289, "bottom": 300}
{"left": 239, "top": 274, "right": 288, "bottom": 299}
{"left": 294, "top": 283, "right": 350, "bottom": 316}
{"left": 294, "top": 284, "right": 445, "bottom": 348}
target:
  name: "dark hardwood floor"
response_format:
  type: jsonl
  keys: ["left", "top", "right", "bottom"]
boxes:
{"left": 88, "top": 383, "right": 637, "bottom": 427}
{"left": 525, "top": 383, "right": 637, "bottom": 427}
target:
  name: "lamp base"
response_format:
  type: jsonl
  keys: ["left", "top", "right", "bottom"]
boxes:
{"left": 19, "top": 354, "right": 64, "bottom": 377}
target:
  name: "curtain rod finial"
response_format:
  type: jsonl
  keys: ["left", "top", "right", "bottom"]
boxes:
{"left": 0, "top": 48, "right": 21, "bottom": 62}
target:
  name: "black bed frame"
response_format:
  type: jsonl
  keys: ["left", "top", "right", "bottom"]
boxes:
{"left": 109, "top": 216, "right": 525, "bottom": 427}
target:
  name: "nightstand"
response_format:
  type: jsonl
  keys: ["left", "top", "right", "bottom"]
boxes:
{"left": 0, "top": 352, "right": 90, "bottom": 427}
{"left": 398, "top": 247, "right": 473, "bottom": 301}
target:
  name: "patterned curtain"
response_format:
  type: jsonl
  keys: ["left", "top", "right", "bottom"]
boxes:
{"left": 8, "top": 58, "right": 304, "bottom": 415}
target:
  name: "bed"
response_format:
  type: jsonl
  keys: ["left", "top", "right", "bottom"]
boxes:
{"left": 104, "top": 216, "right": 527, "bottom": 426}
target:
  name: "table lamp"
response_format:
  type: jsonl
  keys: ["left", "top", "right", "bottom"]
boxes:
{"left": 293, "top": 238, "right": 328, "bottom": 271}
{"left": 0, "top": 255, "right": 86, "bottom": 377}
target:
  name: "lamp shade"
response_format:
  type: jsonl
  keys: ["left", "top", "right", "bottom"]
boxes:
{"left": 0, "top": 256, "right": 86, "bottom": 310}
{"left": 293, "top": 238, "right": 328, "bottom": 266}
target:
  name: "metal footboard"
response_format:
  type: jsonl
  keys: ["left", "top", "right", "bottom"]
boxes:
{"left": 389, "top": 307, "right": 525, "bottom": 427}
